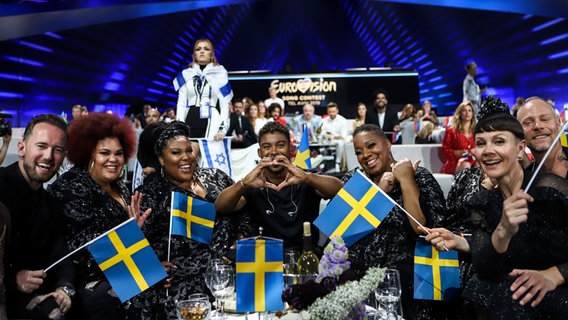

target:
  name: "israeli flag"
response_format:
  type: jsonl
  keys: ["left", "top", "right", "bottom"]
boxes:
{"left": 198, "top": 137, "right": 233, "bottom": 177}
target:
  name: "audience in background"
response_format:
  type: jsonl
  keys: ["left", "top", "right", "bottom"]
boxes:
{"left": 463, "top": 61, "right": 485, "bottom": 116}
{"left": 145, "top": 108, "right": 161, "bottom": 126}
{"left": 264, "top": 86, "right": 285, "bottom": 114}
{"left": 415, "top": 100, "right": 439, "bottom": 125}
{"left": 0, "top": 129, "right": 11, "bottom": 166}
{"left": 80, "top": 106, "right": 89, "bottom": 116}
{"left": 415, "top": 120, "right": 436, "bottom": 144}
{"left": 257, "top": 101, "right": 268, "bottom": 119}
{"left": 352, "top": 102, "right": 367, "bottom": 130}
{"left": 246, "top": 102, "right": 268, "bottom": 136}
{"left": 441, "top": 101, "right": 477, "bottom": 174}
{"left": 321, "top": 102, "right": 348, "bottom": 171}
{"left": 293, "top": 104, "right": 323, "bottom": 143}
{"left": 510, "top": 96, "right": 524, "bottom": 118}
{"left": 48, "top": 113, "right": 150, "bottom": 319}
{"left": 226, "top": 100, "right": 257, "bottom": 149}
{"left": 0, "top": 115, "right": 74, "bottom": 319}
{"left": 269, "top": 103, "right": 286, "bottom": 127}
{"left": 365, "top": 89, "right": 401, "bottom": 143}
{"left": 71, "top": 104, "right": 82, "bottom": 121}
{"left": 399, "top": 103, "right": 416, "bottom": 123}
{"left": 162, "top": 108, "right": 176, "bottom": 123}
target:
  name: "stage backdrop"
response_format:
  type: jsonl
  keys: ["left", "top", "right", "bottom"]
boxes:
{"left": 229, "top": 70, "right": 419, "bottom": 118}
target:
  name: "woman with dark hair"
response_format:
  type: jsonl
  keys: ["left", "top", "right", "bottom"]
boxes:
{"left": 344, "top": 124, "right": 446, "bottom": 319}
{"left": 174, "top": 39, "right": 232, "bottom": 140}
{"left": 125, "top": 121, "right": 250, "bottom": 319}
{"left": 441, "top": 101, "right": 477, "bottom": 174}
{"left": 48, "top": 112, "right": 151, "bottom": 319}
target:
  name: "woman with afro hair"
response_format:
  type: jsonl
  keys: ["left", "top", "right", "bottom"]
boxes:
{"left": 48, "top": 112, "right": 151, "bottom": 319}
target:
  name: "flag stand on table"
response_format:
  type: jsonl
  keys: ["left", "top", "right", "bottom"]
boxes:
{"left": 235, "top": 235, "right": 284, "bottom": 313}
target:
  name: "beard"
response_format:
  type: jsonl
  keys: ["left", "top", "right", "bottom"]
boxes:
{"left": 23, "top": 160, "right": 55, "bottom": 184}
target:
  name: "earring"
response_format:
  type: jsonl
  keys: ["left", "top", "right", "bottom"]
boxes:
{"left": 88, "top": 161, "right": 94, "bottom": 172}
{"left": 160, "top": 166, "right": 165, "bottom": 178}
{"left": 518, "top": 154, "right": 524, "bottom": 161}
{"left": 118, "top": 167, "right": 126, "bottom": 180}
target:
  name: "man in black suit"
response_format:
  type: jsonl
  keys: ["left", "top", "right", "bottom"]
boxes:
{"left": 227, "top": 100, "right": 257, "bottom": 148}
{"left": 365, "top": 89, "right": 401, "bottom": 143}
{"left": 0, "top": 114, "right": 74, "bottom": 318}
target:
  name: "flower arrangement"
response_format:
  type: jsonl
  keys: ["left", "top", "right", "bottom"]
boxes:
{"left": 280, "top": 237, "right": 385, "bottom": 320}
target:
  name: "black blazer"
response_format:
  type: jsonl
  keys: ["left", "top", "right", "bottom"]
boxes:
{"left": 364, "top": 107, "right": 400, "bottom": 142}
{"left": 226, "top": 113, "right": 257, "bottom": 148}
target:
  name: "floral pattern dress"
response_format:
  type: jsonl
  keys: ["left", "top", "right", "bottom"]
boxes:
{"left": 341, "top": 167, "right": 446, "bottom": 320}
{"left": 124, "top": 168, "right": 248, "bottom": 320}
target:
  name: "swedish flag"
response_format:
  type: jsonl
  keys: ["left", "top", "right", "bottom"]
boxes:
{"left": 293, "top": 125, "right": 311, "bottom": 169}
{"left": 560, "top": 132, "right": 568, "bottom": 158}
{"left": 235, "top": 238, "right": 284, "bottom": 312}
{"left": 87, "top": 218, "right": 167, "bottom": 302}
{"left": 170, "top": 191, "right": 216, "bottom": 245}
{"left": 414, "top": 237, "right": 460, "bottom": 301}
{"left": 314, "top": 169, "right": 396, "bottom": 246}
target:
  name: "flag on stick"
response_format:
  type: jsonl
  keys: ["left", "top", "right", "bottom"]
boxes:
{"left": 314, "top": 170, "right": 396, "bottom": 246}
{"left": 235, "top": 238, "right": 284, "bottom": 312}
{"left": 414, "top": 237, "right": 460, "bottom": 301}
{"left": 87, "top": 218, "right": 167, "bottom": 302}
{"left": 293, "top": 125, "right": 311, "bottom": 169}
{"left": 170, "top": 191, "right": 216, "bottom": 245}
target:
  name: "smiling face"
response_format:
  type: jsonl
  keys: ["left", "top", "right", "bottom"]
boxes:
{"left": 258, "top": 132, "right": 290, "bottom": 175}
{"left": 159, "top": 136, "right": 196, "bottom": 188}
{"left": 357, "top": 103, "right": 367, "bottom": 117}
{"left": 18, "top": 122, "right": 67, "bottom": 189}
{"left": 353, "top": 130, "right": 391, "bottom": 179}
{"left": 193, "top": 40, "right": 213, "bottom": 65}
{"left": 517, "top": 98, "right": 561, "bottom": 154}
{"left": 374, "top": 93, "right": 388, "bottom": 109}
{"left": 473, "top": 130, "right": 525, "bottom": 181}
{"left": 89, "top": 137, "right": 125, "bottom": 185}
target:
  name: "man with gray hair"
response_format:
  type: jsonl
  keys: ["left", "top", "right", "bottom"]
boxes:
{"left": 292, "top": 104, "right": 322, "bottom": 143}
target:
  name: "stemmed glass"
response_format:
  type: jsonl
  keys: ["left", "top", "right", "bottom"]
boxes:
{"left": 209, "top": 264, "right": 234, "bottom": 320}
{"left": 283, "top": 249, "right": 300, "bottom": 288}
{"left": 205, "top": 259, "right": 225, "bottom": 319}
{"left": 375, "top": 269, "right": 401, "bottom": 320}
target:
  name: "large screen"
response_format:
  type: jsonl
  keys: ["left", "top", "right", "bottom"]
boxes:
{"left": 230, "top": 70, "right": 419, "bottom": 118}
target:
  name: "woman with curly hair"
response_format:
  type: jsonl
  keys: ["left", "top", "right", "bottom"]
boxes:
{"left": 48, "top": 112, "right": 151, "bottom": 319}
{"left": 441, "top": 101, "right": 477, "bottom": 174}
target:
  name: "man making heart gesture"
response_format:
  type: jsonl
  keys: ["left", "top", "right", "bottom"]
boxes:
{"left": 215, "top": 121, "right": 342, "bottom": 251}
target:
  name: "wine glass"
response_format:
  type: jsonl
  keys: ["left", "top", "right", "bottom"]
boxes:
{"left": 210, "top": 264, "right": 234, "bottom": 320}
{"left": 375, "top": 269, "right": 401, "bottom": 320}
{"left": 204, "top": 259, "right": 225, "bottom": 319}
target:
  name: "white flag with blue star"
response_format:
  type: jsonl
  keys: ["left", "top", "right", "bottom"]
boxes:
{"left": 198, "top": 137, "right": 233, "bottom": 177}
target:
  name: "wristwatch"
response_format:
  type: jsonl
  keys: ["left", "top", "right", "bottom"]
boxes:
{"left": 57, "top": 286, "right": 75, "bottom": 298}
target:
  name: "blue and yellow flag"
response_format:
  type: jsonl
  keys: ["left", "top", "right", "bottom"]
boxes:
{"left": 87, "top": 218, "right": 167, "bottom": 302}
{"left": 236, "top": 238, "right": 284, "bottom": 312}
{"left": 314, "top": 169, "right": 396, "bottom": 246}
{"left": 170, "top": 191, "right": 216, "bottom": 245}
{"left": 293, "top": 126, "right": 311, "bottom": 169}
{"left": 560, "top": 132, "right": 568, "bottom": 159}
{"left": 414, "top": 237, "right": 460, "bottom": 301}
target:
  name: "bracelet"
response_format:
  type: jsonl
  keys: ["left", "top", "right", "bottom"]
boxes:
{"left": 239, "top": 180, "right": 247, "bottom": 190}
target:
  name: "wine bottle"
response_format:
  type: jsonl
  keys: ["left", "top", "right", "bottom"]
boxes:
{"left": 297, "top": 222, "right": 319, "bottom": 279}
